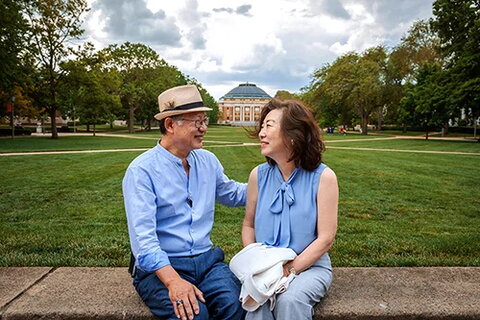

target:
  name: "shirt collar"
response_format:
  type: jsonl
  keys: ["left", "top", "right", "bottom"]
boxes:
{"left": 155, "top": 140, "right": 183, "bottom": 165}
{"left": 155, "top": 140, "right": 196, "bottom": 165}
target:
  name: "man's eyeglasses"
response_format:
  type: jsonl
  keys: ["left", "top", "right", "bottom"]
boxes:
{"left": 178, "top": 117, "right": 209, "bottom": 128}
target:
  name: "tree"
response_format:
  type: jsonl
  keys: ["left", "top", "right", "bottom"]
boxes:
{"left": 383, "top": 20, "right": 443, "bottom": 128}
{"left": 100, "top": 42, "right": 188, "bottom": 133}
{"left": 307, "top": 56, "right": 357, "bottom": 129}
{"left": 309, "top": 48, "right": 386, "bottom": 135}
{"left": 399, "top": 63, "right": 454, "bottom": 139}
{"left": 274, "top": 90, "right": 297, "bottom": 101}
{"left": 431, "top": 0, "right": 480, "bottom": 137}
{"left": 0, "top": 0, "right": 29, "bottom": 96}
{"left": 0, "top": 0, "right": 33, "bottom": 128}
{"left": 60, "top": 44, "right": 122, "bottom": 135}
{"left": 24, "top": 0, "right": 89, "bottom": 138}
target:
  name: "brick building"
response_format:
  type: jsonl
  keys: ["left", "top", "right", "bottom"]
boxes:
{"left": 218, "top": 83, "right": 271, "bottom": 126}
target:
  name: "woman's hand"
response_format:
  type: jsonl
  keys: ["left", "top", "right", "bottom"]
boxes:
{"left": 282, "top": 261, "right": 296, "bottom": 277}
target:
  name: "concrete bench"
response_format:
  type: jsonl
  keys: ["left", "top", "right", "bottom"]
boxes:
{"left": 1, "top": 267, "right": 479, "bottom": 319}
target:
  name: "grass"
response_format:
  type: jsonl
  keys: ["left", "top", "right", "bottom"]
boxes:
{"left": 0, "top": 136, "right": 155, "bottom": 153}
{"left": 327, "top": 138, "right": 480, "bottom": 153}
{"left": 1, "top": 127, "right": 479, "bottom": 267}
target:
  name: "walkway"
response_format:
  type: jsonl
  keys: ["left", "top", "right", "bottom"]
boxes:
{"left": 1, "top": 133, "right": 478, "bottom": 157}
{"left": 1, "top": 267, "right": 478, "bottom": 319}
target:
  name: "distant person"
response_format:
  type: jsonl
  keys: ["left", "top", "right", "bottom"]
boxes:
{"left": 240, "top": 99, "right": 339, "bottom": 319}
{"left": 123, "top": 85, "right": 247, "bottom": 320}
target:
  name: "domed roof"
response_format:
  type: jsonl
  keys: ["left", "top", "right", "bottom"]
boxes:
{"left": 221, "top": 83, "right": 271, "bottom": 99}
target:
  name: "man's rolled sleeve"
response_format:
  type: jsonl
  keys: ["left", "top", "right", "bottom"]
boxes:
{"left": 123, "top": 165, "right": 170, "bottom": 272}
{"left": 214, "top": 159, "right": 247, "bottom": 207}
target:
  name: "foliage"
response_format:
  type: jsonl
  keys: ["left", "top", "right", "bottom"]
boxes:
{"left": 24, "top": 0, "right": 89, "bottom": 139}
{"left": 0, "top": 0, "right": 29, "bottom": 95}
{"left": 274, "top": 90, "right": 297, "bottom": 101}
{"left": 99, "top": 42, "right": 188, "bottom": 133}
{"left": 308, "top": 47, "right": 387, "bottom": 134}
{"left": 60, "top": 44, "right": 122, "bottom": 135}
{"left": 431, "top": 0, "right": 480, "bottom": 135}
{"left": 382, "top": 20, "right": 443, "bottom": 125}
{"left": 399, "top": 63, "right": 454, "bottom": 139}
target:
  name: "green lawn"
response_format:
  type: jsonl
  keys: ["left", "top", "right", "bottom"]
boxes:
{"left": 1, "top": 128, "right": 479, "bottom": 267}
{"left": 327, "top": 138, "right": 480, "bottom": 153}
{"left": 0, "top": 135, "right": 155, "bottom": 153}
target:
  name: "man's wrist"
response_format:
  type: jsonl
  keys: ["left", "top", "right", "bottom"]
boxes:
{"left": 155, "top": 265, "right": 181, "bottom": 287}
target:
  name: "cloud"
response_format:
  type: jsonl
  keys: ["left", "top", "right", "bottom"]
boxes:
{"left": 236, "top": 5, "right": 252, "bottom": 16}
{"left": 186, "top": 26, "right": 207, "bottom": 49}
{"left": 308, "top": 0, "right": 350, "bottom": 19}
{"left": 178, "top": 0, "right": 208, "bottom": 49}
{"left": 213, "top": 4, "right": 253, "bottom": 16}
{"left": 90, "top": 0, "right": 181, "bottom": 46}
{"left": 213, "top": 7, "right": 234, "bottom": 14}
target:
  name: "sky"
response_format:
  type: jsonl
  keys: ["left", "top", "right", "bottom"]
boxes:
{"left": 83, "top": 0, "right": 434, "bottom": 100}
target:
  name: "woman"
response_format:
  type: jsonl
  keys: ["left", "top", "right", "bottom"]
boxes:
{"left": 242, "top": 99, "right": 338, "bottom": 320}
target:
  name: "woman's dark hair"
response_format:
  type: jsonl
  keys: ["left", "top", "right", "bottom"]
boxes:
{"left": 251, "top": 98, "right": 325, "bottom": 171}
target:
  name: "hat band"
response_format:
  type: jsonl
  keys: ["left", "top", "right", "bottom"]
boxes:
{"left": 162, "top": 101, "right": 204, "bottom": 113}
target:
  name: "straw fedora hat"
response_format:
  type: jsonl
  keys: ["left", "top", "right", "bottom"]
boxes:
{"left": 154, "top": 85, "right": 212, "bottom": 121}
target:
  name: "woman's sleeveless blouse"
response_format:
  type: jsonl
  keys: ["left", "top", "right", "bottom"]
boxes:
{"left": 255, "top": 162, "right": 331, "bottom": 268}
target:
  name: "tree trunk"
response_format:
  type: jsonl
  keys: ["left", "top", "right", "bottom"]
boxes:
{"left": 128, "top": 105, "right": 135, "bottom": 133}
{"left": 474, "top": 110, "right": 478, "bottom": 138}
{"left": 361, "top": 115, "right": 368, "bottom": 135}
{"left": 10, "top": 109, "right": 14, "bottom": 138}
{"left": 377, "top": 106, "right": 383, "bottom": 131}
{"left": 86, "top": 124, "right": 90, "bottom": 132}
{"left": 49, "top": 108, "right": 58, "bottom": 139}
{"left": 442, "top": 123, "right": 449, "bottom": 136}
{"left": 425, "top": 127, "right": 429, "bottom": 140}
{"left": 93, "top": 122, "right": 96, "bottom": 137}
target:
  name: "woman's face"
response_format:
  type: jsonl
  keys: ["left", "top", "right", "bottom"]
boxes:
{"left": 258, "top": 109, "right": 289, "bottom": 160}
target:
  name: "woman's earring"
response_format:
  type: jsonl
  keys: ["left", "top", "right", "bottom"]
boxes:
{"left": 291, "top": 139, "right": 294, "bottom": 145}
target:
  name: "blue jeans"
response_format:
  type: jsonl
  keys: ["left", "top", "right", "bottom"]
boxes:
{"left": 133, "top": 247, "right": 245, "bottom": 320}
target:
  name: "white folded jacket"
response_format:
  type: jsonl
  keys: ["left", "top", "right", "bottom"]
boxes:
{"left": 229, "top": 243, "right": 297, "bottom": 311}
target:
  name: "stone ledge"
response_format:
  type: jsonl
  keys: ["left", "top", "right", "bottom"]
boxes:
{"left": 1, "top": 267, "right": 479, "bottom": 319}
{"left": 315, "top": 267, "right": 480, "bottom": 319}
{"left": 0, "top": 267, "right": 53, "bottom": 311}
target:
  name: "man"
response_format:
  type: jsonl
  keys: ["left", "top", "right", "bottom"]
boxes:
{"left": 123, "top": 85, "right": 246, "bottom": 320}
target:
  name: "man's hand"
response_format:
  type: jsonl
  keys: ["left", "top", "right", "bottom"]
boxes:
{"left": 155, "top": 266, "right": 205, "bottom": 320}
{"left": 167, "top": 277, "right": 205, "bottom": 320}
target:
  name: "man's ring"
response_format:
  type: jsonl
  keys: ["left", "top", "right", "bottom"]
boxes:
{"left": 176, "top": 300, "right": 183, "bottom": 306}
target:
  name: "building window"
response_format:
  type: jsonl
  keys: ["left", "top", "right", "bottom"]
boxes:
{"left": 254, "top": 107, "right": 260, "bottom": 122}
{"left": 234, "top": 107, "right": 241, "bottom": 121}
{"left": 244, "top": 107, "right": 251, "bottom": 122}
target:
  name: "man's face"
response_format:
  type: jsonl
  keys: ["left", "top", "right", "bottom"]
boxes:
{"left": 172, "top": 111, "right": 208, "bottom": 152}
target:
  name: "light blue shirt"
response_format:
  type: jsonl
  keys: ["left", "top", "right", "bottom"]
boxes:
{"left": 255, "top": 162, "right": 331, "bottom": 269}
{"left": 123, "top": 142, "right": 247, "bottom": 273}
